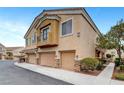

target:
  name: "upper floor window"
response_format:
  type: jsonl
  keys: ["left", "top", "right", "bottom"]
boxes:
{"left": 0, "top": 47, "right": 2, "bottom": 52}
{"left": 26, "top": 38, "right": 31, "bottom": 46}
{"left": 26, "top": 39, "right": 28, "bottom": 46}
{"left": 62, "top": 19, "right": 72, "bottom": 36}
{"left": 41, "top": 27, "right": 50, "bottom": 41}
{"left": 32, "top": 33, "right": 36, "bottom": 43}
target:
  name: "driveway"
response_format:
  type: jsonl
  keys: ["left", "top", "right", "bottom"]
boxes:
{"left": 0, "top": 61, "right": 71, "bottom": 85}
{"left": 15, "top": 62, "right": 124, "bottom": 85}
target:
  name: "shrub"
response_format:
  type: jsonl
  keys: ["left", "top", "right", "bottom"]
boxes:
{"left": 115, "top": 60, "right": 120, "bottom": 67}
{"left": 121, "top": 58, "right": 124, "bottom": 65}
{"left": 80, "top": 58, "right": 99, "bottom": 71}
{"left": 98, "top": 58, "right": 107, "bottom": 64}
{"left": 115, "top": 73, "right": 124, "bottom": 80}
{"left": 115, "top": 58, "right": 121, "bottom": 67}
{"left": 96, "top": 61, "right": 103, "bottom": 70}
{"left": 106, "top": 54, "right": 111, "bottom": 58}
{"left": 120, "top": 65, "right": 124, "bottom": 71}
{"left": 115, "top": 58, "right": 121, "bottom": 61}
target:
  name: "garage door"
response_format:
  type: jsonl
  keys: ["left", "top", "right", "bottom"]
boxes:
{"left": 40, "top": 52, "right": 56, "bottom": 67}
{"left": 28, "top": 54, "right": 36, "bottom": 64}
{"left": 61, "top": 51, "right": 75, "bottom": 71}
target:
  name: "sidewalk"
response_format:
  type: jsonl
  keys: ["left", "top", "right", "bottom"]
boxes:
{"left": 95, "top": 63, "right": 115, "bottom": 84}
{"left": 14, "top": 62, "right": 124, "bottom": 85}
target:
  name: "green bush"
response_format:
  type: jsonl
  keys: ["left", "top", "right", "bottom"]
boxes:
{"left": 80, "top": 57, "right": 99, "bottom": 71}
{"left": 97, "top": 58, "right": 106, "bottom": 64}
{"left": 115, "top": 73, "right": 124, "bottom": 80}
{"left": 115, "top": 58, "right": 121, "bottom": 61}
{"left": 115, "top": 58, "right": 121, "bottom": 67}
{"left": 115, "top": 60, "right": 120, "bottom": 67}
{"left": 96, "top": 61, "right": 103, "bottom": 70}
{"left": 120, "top": 65, "right": 124, "bottom": 71}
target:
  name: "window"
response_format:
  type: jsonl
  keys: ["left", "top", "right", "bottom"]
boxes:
{"left": 29, "top": 38, "right": 31, "bottom": 45}
{"left": 0, "top": 47, "right": 2, "bottom": 52}
{"left": 26, "top": 39, "right": 28, "bottom": 46}
{"left": 32, "top": 33, "right": 36, "bottom": 43}
{"left": 62, "top": 19, "right": 72, "bottom": 36}
{"left": 41, "top": 27, "right": 50, "bottom": 41}
{"left": 26, "top": 38, "right": 31, "bottom": 46}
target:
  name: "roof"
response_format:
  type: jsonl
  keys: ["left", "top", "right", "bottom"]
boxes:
{"left": 0, "top": 43, "right": 5, "bottom": 48}
{"left": 42, "top": 8, "right": 83, "bottom": 12}
{"left": 24, "top": 7, "right": 102, "bottom": 38}
{"left": 6, "top": 47, "right": 24, "bottom": 51}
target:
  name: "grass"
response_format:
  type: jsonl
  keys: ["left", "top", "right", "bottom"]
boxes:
{"left": 114, "top": 73, "right": 124, "bottom": 80}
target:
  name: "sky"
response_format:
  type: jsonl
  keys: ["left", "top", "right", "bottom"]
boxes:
{"left": 0, "top": 7, "right": 124, "bottom": 47}
{"left": 86, "top": 7, "right": 124, "bottom": 34}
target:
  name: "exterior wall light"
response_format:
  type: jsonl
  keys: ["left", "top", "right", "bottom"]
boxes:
{"left": 77, "top": 32, "right": 80, "bottom": 37}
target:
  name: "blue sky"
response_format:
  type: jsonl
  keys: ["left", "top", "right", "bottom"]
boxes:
{"left": 86, "top": 7, "right": 124, "bottom": 34}
{"left": 0, "top": 7, "right": 124, "bottom": 47}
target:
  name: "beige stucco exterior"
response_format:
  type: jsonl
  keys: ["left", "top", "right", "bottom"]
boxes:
{"left": 24, "top": 8, "right": 101, "bottom": 71}
{"left": 13, "top": 47, "right": 25, "bottom": 61}
{"left": 36, "top": 14, "right": 98, "bottom": 60}
{"left": 0, "top": 43, "right": 6, "bottom": 60}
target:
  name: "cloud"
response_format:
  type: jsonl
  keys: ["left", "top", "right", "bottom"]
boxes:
{"left": 0, "top": 19, "right": 29, "bottom": 47}
{"left": 0, "top": 20, "right": 28, "bottom": 33}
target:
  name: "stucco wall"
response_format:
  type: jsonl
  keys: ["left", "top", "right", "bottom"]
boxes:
{"left": 26, "top": 28, "right": 37, "bottom": 49}
{"left": 37, "top": 14, "right": 99, "bottom": 60}
{"left": 13, "top": 47, "right": 24, "bottom": 56}
{"left": 76, "top": 15, "right": 98, "bottom": 59}
{"left": 0, "top": 44, "right": 6, "bottom": 60}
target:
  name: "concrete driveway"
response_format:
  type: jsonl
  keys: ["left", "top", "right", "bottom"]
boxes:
{"left": 0, "top": 61, "right": 71, "bottom": 85}
{"left": 15, "top": 62, "right": 124, "bottom": 85}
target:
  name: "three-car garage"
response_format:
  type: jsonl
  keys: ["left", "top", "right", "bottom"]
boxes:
{"left": 27, "top": 51, "right": 76, "bottom": 71}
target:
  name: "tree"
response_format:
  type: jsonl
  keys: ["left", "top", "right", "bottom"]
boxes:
{"left": 96, "top": 34, "right": 109, "bottom": 49}
{"left": 6, "top": 52, "right": 13, "bottom": 59}
{"left": 107, "top": 19, "right": 124, "bottom": 61}
{"left": 97, "top": 19, "right": 124, "bottom": 62}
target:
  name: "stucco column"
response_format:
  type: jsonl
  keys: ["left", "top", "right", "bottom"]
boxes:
{"left": 25, "top": 54, "right": 29, "bottom": 63}
{"left": 74, "top": 55, "right": 81, "bottom": 72}
{"left": 55, "top": 51, "right": 60, "bottom": 68}
{"left": 36, "top": 53, "right": 39, "bottom": 65}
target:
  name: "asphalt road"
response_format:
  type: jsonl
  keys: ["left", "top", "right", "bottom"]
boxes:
{"left": 0, "top": 61, "right": 71, "bottom": 85}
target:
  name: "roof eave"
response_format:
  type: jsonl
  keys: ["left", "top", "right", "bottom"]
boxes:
{"left": 24, "top": 8, "right": 102, "bottom": 38}
{"left": 81, "top": 8, "right": 102, "bottom": 37}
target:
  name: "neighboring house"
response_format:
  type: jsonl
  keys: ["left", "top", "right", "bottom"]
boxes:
{"left": 12, "top": 47, "right": 25, "bottom": 61}
{"left": 105, "top": 49, "right": 124, "bottom": 60}
{"left": 24, "top": 8, "right": 102, "bottom": 71}
{"left": 0, "top": 43, "right": 24, "bottom": 61}
{"left": 0, "top": 43, "right": 6, "bottom": 60}
{"left": 5, "top": 47, "right": 24, "bottom": 60}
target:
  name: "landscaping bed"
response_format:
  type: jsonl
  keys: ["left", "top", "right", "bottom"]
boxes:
{"left": 112, "top": 58, "right": 124, "bottom": 81}
{"left": 79, "top": 57, "right": 108, "bottom": 76}
{"left": 112, "top": 67, "right": 124, "bottom": 81}
{"left": 80, "top": 67, "right": 106, "bottom": 76}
